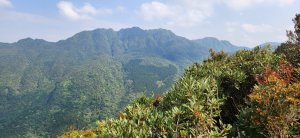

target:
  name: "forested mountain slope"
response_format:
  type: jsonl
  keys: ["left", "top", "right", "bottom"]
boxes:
{"left": 0, "top": 27, "right": 244, "bottom": 137}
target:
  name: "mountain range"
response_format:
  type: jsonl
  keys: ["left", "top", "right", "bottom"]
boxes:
{"left": 0, "top": 27, "right": 254, "bottom": 137}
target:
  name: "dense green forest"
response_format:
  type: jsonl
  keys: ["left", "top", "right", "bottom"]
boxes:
{"left": 0, "top": 27, "right": 245, "bottom": 137}
{"left": 60, "top": 15, "right": 300, "bottom": 137}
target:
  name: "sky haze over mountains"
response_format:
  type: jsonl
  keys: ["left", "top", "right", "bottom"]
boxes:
{"left": 0, "top": 0, "right": 299, "bottom": 47}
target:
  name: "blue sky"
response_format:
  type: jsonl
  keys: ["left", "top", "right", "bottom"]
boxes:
{"left": 0, "top": 0, "right": 299, "bottom": 47}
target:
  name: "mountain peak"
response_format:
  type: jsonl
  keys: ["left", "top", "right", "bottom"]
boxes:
{"left": 257, "top": 42, "right": 281, "bottom": 51}
{"left": 198, "top": 37, "right": 233, "bottom": 44}
{"left": 17, "top": 37, "right": 34, "bottom": 43}
{"left": 193, "top": 37, "right": 247, "bottom": 52}
{"left": 201, "top": 37, "right": 220, "bottom": 41}
{"left": 119, "top": 27, "right": 145, "bottom": 35}
{"left": 15, "top": 38, "right": 49, "bottom": 46}
{"left": 120, "top": 26, "right": 143, "bottom": 31}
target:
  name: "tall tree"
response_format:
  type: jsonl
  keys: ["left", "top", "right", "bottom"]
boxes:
{"left": 293, "top": 14, "right": 300, "bottom": 43}
{"left": 285, "top": 14, "right": 300, "bottom": 44}
{"left": 275, "top": 14, "right": 300, "bottom": 68}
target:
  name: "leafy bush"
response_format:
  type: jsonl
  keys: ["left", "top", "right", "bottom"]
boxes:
{"left": 237, "top": 62, "right": 300, "bottom": 137}
{"left": 275, "top": 43, "right": 300, "bottom": 68}
{"left": 60, "top": 76, "right": 232, "bottom": 137}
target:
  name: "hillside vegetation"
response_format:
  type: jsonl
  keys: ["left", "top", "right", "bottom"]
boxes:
{"left": 0, "top": 28, "right": 244, "bottom": 137}
{"left": 60, "top": 15, "right": 300, "bottom": 137}
{"left": 61, "top": 47, "right": 300, "bottom": 138}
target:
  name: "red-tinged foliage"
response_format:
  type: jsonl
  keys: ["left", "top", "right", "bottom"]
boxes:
{"left": 255, "top": 61, "right": 293, "bottom": 85}
{"left": 245, "top": 62, "right": 300, "bottom": 137}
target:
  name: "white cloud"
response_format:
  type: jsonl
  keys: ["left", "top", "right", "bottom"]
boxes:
{"left": 172, "top": 0, "right": 215, "bottom": 26}
{"left": 0, "top": 0, "right": 12, "bottom": 8}
{"left": 277, "top": 0, "right": 295, "bottom": 6}
{"left": 79, "top": 3, "right": 98, "bottom": 15}
{"left": 57, "top": 1, "right": 112, "bottom": 21}
{"left": 116, "top": 6, "right": 126, "bottom": 13}
{"left": 139, "top": 1, "right": 172, "bottom": 21}
{"left": 221, "top": 0, "right": 295, "bottom": 10}
{"left": 139, "top": 0, "right": 215, "bottom": 27}
{"left": 221, "top": 0, "right": 255, "bottom": 10}
{"left": 242, "top": 23, "right": 273, "bottom": 33}
{"left": 138, "top": 0, "right": 295, "bottom": 27}
{"left": 57, "top": 1, "right": 81, "bottom": 20}
{"left": 225, "top": 22, "right": 239, "bottom": 32}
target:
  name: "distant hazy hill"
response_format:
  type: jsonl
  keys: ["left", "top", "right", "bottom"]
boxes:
{"left": 193, "top": 37, "right": 248, "bottom": 52}
{"left": 257, "top": 42, "right": 281, "bottom": 51}
{"left": 0, "top": 27, "right": 245, "bottom": 137}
